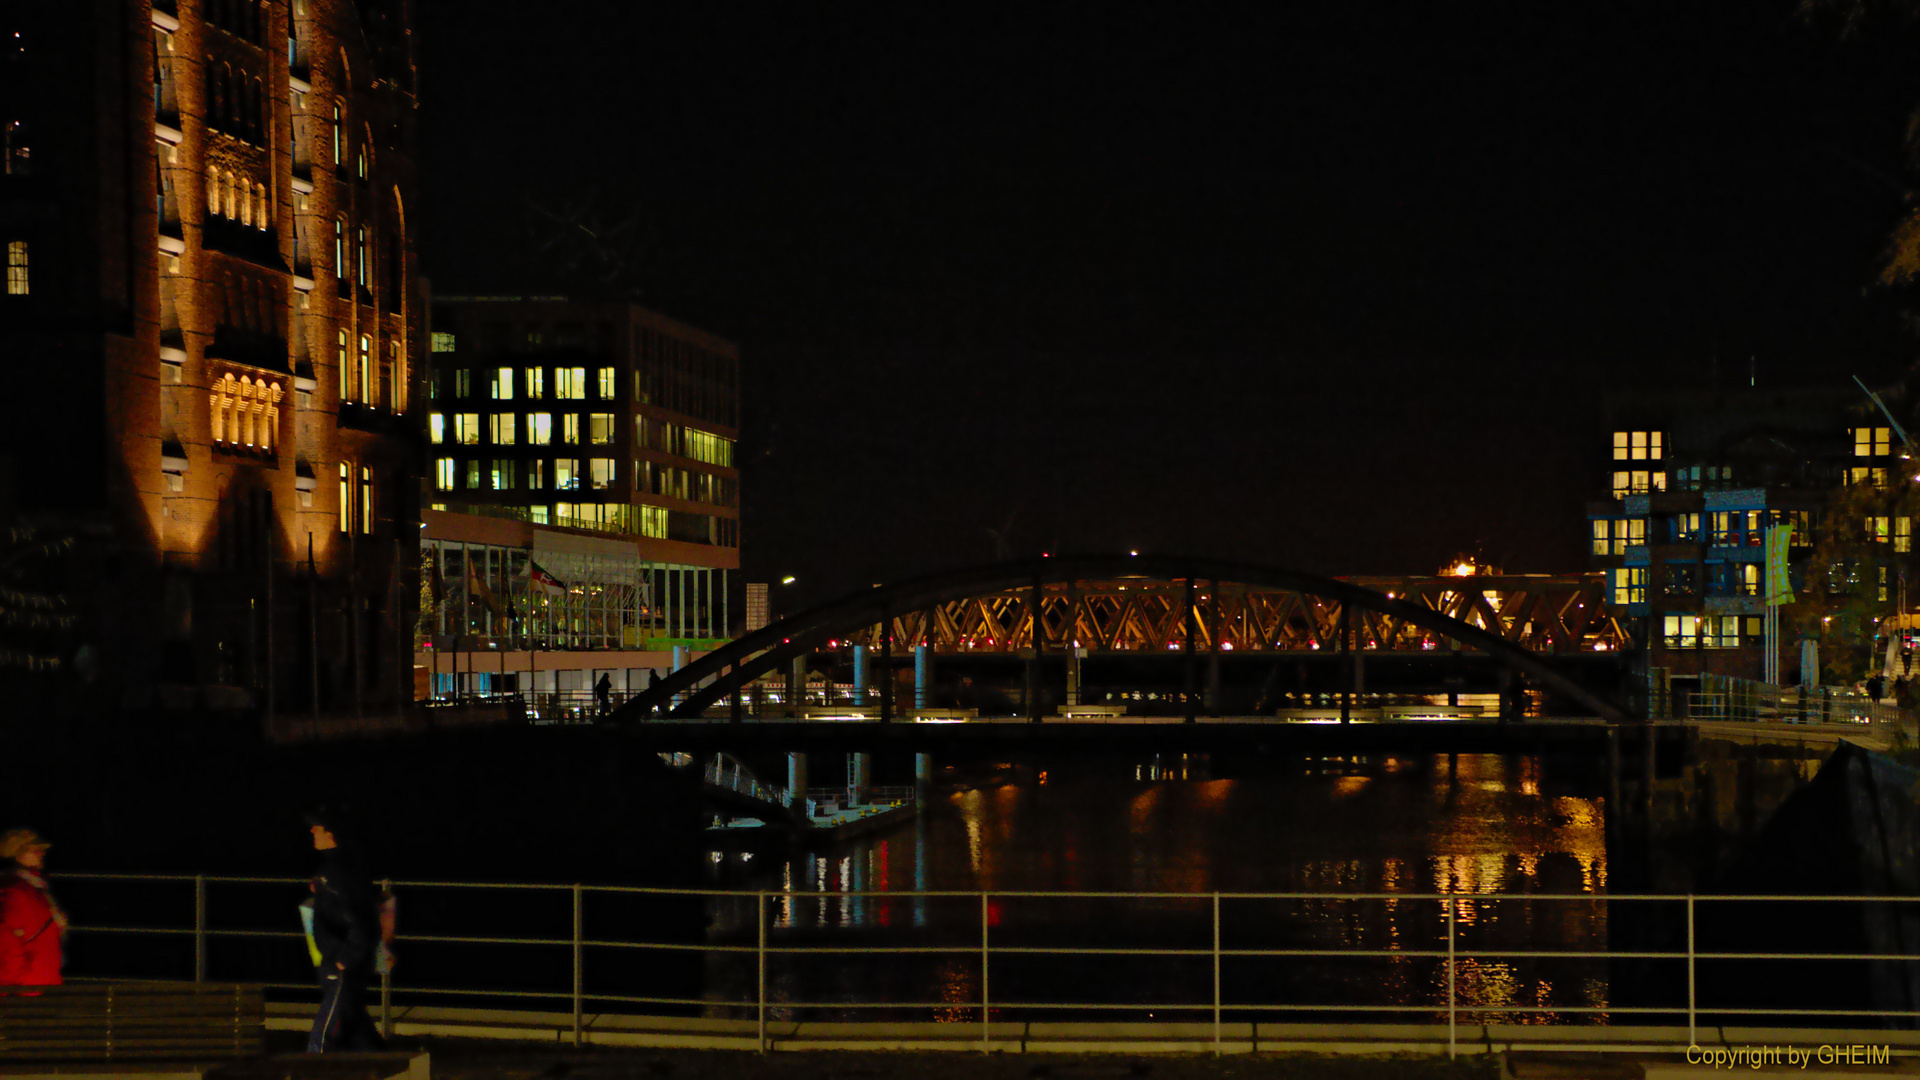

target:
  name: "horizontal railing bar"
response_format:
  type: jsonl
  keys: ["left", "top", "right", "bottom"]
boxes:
{"left": 51, "top": 873, "right": 1920, "bottom": 905}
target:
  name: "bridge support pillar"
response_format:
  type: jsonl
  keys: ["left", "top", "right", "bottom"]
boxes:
{"left": 672, "top": 645, "right": 689, "bottom": 673}
{"left": 914, "top": 645, "right": 930, "bottom": 710}
{"left": 788, "top": 656, "right": 806, "bottom": 717}
{"left": 1067, "top": 648, "right": 1082, "bottom": 707}
{"left": 787, "top": 752, "right": 809, "bottom": 813}
{"left": 853, "top": 645, "right": 870, "bottom": 706}
{"left": 851, "top": 751, "right": 872, "bottom": 807}
{"left": 915, "top": 751, "right": 934, "bottom": 803}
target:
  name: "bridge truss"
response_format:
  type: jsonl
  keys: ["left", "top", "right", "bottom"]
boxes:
{"left": 837, "top": 573, "right": 1627, "bottom": 655}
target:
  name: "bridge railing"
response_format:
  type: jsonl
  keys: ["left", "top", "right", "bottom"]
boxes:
{"left": 1678, "top": 675, "right": 1909, "bottom": 745}
{"left": 46, "top": 873, "right": 1920, "bottom": 1055}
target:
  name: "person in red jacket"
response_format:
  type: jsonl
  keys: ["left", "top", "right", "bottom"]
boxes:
{"left": 0, "top": 827, "right": 66, "bottom": 991}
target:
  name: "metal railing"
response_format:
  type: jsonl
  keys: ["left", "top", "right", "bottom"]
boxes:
{"left": 49, "top": 874, "right": 1920, "bottom": 1055}
{"left": 1681, "top": 674, "right": 1908, "bottom": 745}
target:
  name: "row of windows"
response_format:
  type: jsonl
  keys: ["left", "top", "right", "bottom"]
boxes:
{"left": 206, "top": 0, "right": 272, "bottom": 46}
{"left": 336, "top": 330, "right": 403, "bottom": 411}
{"left": 431, "top": 366, "right": 614, "bottom": 402}
{"left": 1612, "top": 431, "right": 1664, "bottom": 462}
{"left": 1661, "top": 615, "right": 1761, "bottom": 650}
{"left": 206, "top": 167, "right": 269, "bottom": 229}
{"left": 636, "top": 416, "right": 733, "bottom": 466}
{"left": 431, "top": 412, "right": 618, "bottom": 446}
{"left": 1593, "top": 509, "right": 1909, "bottom": 554}
{"left": 436, "top": 457, "right": 618, "bottom": 494}
{"left": 204, "top": 58, "right": 269, "bottom": 145}
{"left": 430, "top": 326, "right": 740, "bottom": 429}
{"left": 430, "top": 456, "right": 738, "bottom": 507}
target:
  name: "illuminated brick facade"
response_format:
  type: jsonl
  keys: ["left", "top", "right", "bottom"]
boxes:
{"left": 0, "top": 0, "right": 422, "bottom": 710}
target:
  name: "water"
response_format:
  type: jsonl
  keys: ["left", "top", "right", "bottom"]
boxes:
{"left": 701, "top": 751, "right": 1615, "bottom": 1023}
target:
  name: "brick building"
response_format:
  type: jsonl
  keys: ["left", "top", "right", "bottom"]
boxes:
{"left": 0, "top": 0, "right": 423, "bottom": 712}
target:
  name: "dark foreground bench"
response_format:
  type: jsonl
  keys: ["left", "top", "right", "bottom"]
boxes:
{"left": 0, "top": 983, "right": 263, "bottom": 1062}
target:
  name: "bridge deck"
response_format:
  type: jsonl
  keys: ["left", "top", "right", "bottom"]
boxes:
{"left": 624, "top": 716, "right": 1897, "bottom": 755}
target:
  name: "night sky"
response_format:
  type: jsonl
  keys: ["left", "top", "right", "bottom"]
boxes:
{"left": 417, "top": 1, "right": 1920, "bottom": 606}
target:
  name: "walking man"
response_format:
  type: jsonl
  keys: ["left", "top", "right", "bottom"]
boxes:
{"left": 595, "top": 671, "right": 613, "bottom": 717}
{"left": 304, "top": 809, "right": 385, "bottom": 1051}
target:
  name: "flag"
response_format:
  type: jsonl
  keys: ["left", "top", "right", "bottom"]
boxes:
{"left": 467, "top": 564, "right": 506, "bottom": 616}
{"left": 530, "top": 560, "right": 567, "bottom": 597}
{"left": 1765, "top": 524, "right": 1794, "bottom": 606}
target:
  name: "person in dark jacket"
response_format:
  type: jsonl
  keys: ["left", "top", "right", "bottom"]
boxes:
{"left": 304, "top": 809, "right": 385, "bottom": 1051}
{"left": 595, "top": 672, "right": 613, "bottom": 716}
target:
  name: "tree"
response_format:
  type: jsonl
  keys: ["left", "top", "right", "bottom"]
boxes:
{"left": 1789, "top": 475, "right": 1920, "bottom": 684}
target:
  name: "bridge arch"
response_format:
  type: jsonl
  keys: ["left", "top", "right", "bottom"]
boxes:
{"left": 616, "top": 555, "right": 1630, "bottom": 723}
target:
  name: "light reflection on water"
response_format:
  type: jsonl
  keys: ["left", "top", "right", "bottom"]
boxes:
{"left": 707, "top": 752, "right": 1610, "bottom": 1023}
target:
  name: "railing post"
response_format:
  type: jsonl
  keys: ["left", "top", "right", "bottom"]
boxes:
{"left": 193, "top": 874, "right": 207, "bottom": 983}
{"left": 1446, "top": 895, "right": 1456, "bottom": 1060}
{"left": 757, "top": 891, "right": 768, "bottom": 1054}
{"left": 1687, "top": 894, "right": 1697, "bottom": 1048}
{"left": 980, "top": 891, "right": 990, "bottom": 1053}
{"left": 380, "top": 877, "right": 392, "bottom": 1040}
{"left": 1212, "top": 891, "right": 1222, "bottom": 1055}
{"left": 571, "top": 883, "right": 584, "bottom": 1046}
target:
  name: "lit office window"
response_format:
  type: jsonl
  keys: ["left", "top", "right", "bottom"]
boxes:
{"left": 554, "top": 458, "right": 579, "bottom": 491}
{"left": 453, "top": 413, "right": 480, "bottom": 445}
{"left": 490, "top": 367, "right": 513, "bottom": 400}
{"left": 597, "top": 366, "right": 615, "bottom": 397}
{"left": 528, "top": 413, "right": 552, "bottom": 445}
{"left": 525, "top": 368, "right": 545, "bottom": 398}
{"left": 588, "top": 413, "right": 615, "bottom": 444}
{"left": 338, "top": 462, "right": 350, "bottom": 531}
{"left": 562, "top": 414, "right": 580, "bottom": 443}
{"left": 465, "top": 460, "right": 481, "bottom": 490}
{"left": 558, "top": 367, "right": 586, "bottom": 399}
{"left": 430, "top": 332, "right": 456, "bottom": 353}
{"left": 589, "top": 458, "right": 615, "bottom": 489}
{"left": 489, "top": 413, "right": 515, "bottom": 445}
{"left": 435, "top": 459, "right": 455, "bottom": 491}
{"left": 429, "top": 413, "right": 445, "bottom": 443}
{"left": 359, "top": 466, "right": 372, "bottom": 534}
{"left": 491, "top": 460, "right": 517, "bottom": 491}
{"left": 1612, "top": 431, "right": 1664, "bottom": 461}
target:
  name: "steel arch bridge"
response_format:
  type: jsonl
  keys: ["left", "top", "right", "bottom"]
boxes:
{"left": 616, "top": 556, "right": 1631, "bottom": 724}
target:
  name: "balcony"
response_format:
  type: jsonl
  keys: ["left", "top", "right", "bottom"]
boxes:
{"left": 200, "top": 219, "right": 286, "bottom": 272}
{"left": 204, "top": 329, "right": 290, "bottom": 376}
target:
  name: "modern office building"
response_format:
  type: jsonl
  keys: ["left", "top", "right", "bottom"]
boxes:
{"left": 421, "top": 297, "right": 741, "bottom": 698}
{"left": 0, "top": 0, "right": 423, "bottom": 711}
{"left": 1588, "top": 386, "right": 1904, "bottom": 683}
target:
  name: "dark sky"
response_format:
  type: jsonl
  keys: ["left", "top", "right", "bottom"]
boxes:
{"left": 416, "top": 1, "right": 1920, "bottom": 606}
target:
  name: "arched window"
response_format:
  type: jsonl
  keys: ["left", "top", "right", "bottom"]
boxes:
{"left": 337, "top": 462, "right": 349, "bottom": 532}
{"left": 332, "top": 217, "right": 344, "bottom": 277}
{"left": 239, "top": 177, "right": 250, "bottom": 226}
{"left": 223, "top": 170, "right": 236, "bottom": 219}
{"left": 254, "top": 181, "right": 267, "bottom": 229}
{"left": 206, "top": 166, "right": 221, "bottom": 216}
{"left": 330, "top": 102, "right": 341, "bottom": 166}
{"left": 355, "top": 226, "right": 367, "bottom": 287}
{"left": 207, "top": 59, "right": 223, "bottom": 128}
{"left": 359, "top": 465, "right": 372, "bottom": 534}
{"left": 357, "top": 333, "right": 370, "bottom": 404}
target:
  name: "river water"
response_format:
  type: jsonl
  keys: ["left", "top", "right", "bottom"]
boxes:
{"left": 700, "top": 751, "right": 1615, "bottom": 1024}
